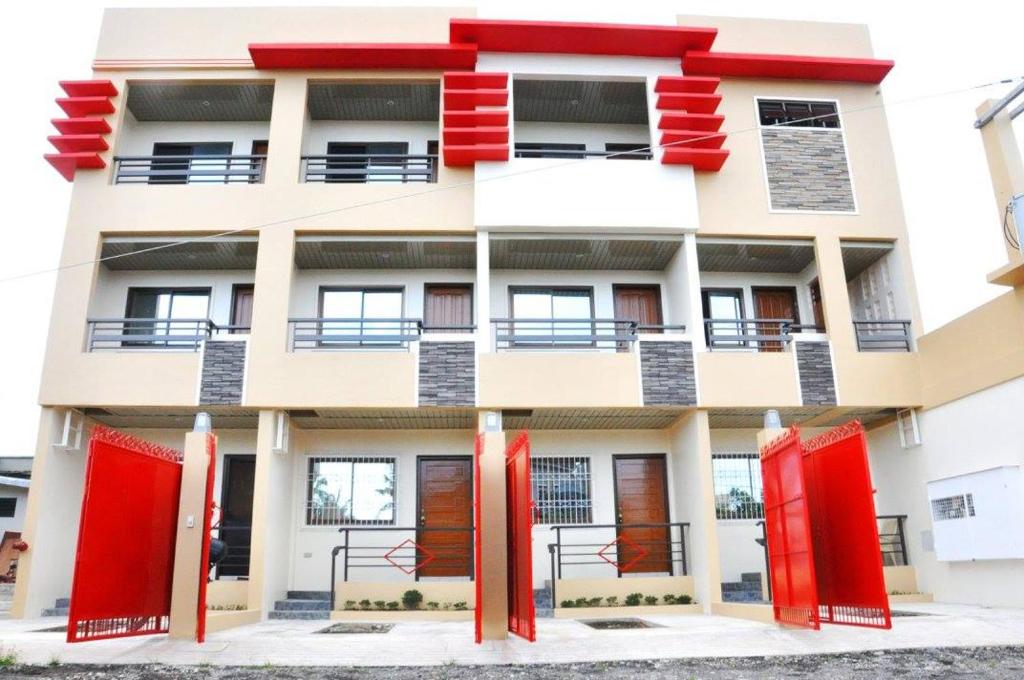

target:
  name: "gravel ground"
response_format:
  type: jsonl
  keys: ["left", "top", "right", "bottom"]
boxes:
{"left": 2, "top": 646, "right": 1024, "bottom": 679}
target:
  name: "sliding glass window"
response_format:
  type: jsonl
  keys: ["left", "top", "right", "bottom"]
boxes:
{"left": 511, "top": 287, "right": 593, "bottom": 346}
{"left": 124, "top": 287, "right": 211, "bottom": 346}
{"left": 319, "top": 288, "right": 404, "bottom": 346}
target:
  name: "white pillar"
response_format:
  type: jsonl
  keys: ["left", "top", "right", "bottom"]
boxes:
{"left": 682, "top": 233, "right": 706, "bottom": 351}
{"left": 476, "top": 231, "right": 492, "bottom": 352}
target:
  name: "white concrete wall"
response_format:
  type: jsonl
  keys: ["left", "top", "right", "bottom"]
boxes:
{"left": 301, "top": 121, "right": 439, "bottom": 157}
{"left": 91, "top": 267, "right": 256, "bottom": 327}
{"left": 868, "top": 375, "right": 1024, "bottom": 607}
{"left": 846, "top": 247, "right": 915, "bottom": 330}
{"left": 289, "top": 269, "right": 475, "bottom": 320}
{"left": 116, "top": 111, "right": 271, "bottom": 158}
{"left": 474, "top": 53, "right": 698, "bottom": 231}
{"left": 287, "top": 429, "right": 476, "bottom": 591}
{"left": 0, "top": 485, "right": 29, "bottom": 536}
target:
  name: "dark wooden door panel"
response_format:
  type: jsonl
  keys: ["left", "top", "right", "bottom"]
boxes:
{"left": 219, "top": 455, "right": 255, "bottom": 577}
{"left": 417, "top": 457, "right": 473, "bottom": 577}
{"left": 614, "top": 455, "right": 671, "bottom": 574}
{"left": 424, "top": 285, "right": 472, "bottom": 332}
{"left": 613, "top": 286, "right": 663, "bottom": 330}
{"left": 231, "top": 285, "right": 255, "bottom": 332}
{"left": 753, "top": 287, "right": 798, "bottom": 353}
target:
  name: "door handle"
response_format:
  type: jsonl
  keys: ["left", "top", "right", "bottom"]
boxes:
{"left": 617, "top": 512, "right": 623, "bottom": 524}
{"left": 419, "top": 512, "right": 426, "bottom": 527}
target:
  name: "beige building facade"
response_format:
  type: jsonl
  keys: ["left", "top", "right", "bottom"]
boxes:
{"left": 16, "top": 6, "right": 1022, "bottom": 637}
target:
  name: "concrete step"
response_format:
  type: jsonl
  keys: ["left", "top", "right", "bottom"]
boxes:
{"left": 268, "top": 609, "right": 330, "bottom": 620}
{"left": 55, "top": 597, "right": 71, "bottom": 608}
{"left": 274, "top": 599, "right": 331, "bottom": 612}
{"left": 286, "top": 591, "right": 330, "bottom": 601}
{"left": 41, "top": 608, "right": 69, "bottom": 617}
{"left": 535, "top": 608, "right": 553, "bottom": 619}
{"left": 740, "top": 573, "right": 763, "bottom": 584}
{"left": 721, "top": 590, "right": 765, "bottom": 604}
{"left": 721, "top": 581, "right": 762, "bottom": 592}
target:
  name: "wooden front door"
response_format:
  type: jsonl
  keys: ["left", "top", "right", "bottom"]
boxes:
{"left": 424, "top": 284, "right": 473, "bottom": 333}
{"left": 613, "top": 455, "right": 671, "bottom": 574}
{"left": 613, "top": 285, "right": 663, "bottom": 331}
{"left": 753, "top": 287, "right": 799, "bottom": 352}
{"left": 231, "top": 285, "right": 255, "bottom": 332}
{"left": 218, "top": 455, "right": 255, "bottom": 578}
{"left": 417, "top": 457, "right": 473, "bottom": 578}
{"left": 809, "top": 280, "right": 825, "bottom": 331}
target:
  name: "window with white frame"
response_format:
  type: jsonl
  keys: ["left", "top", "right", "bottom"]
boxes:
{"left": 530, "top": 456, "right": 592, "bottom": 525}
{"left": 306, "top": 456, "right": 396, "bottom": 526}
{"left": 758, "top": 100, "right": 840, "bottom": 128}
{"left": 896, "top": 408, "right": 921, "bottom": 448}
{"left": 712, "top": 454, "right": 764, "bottom": 520}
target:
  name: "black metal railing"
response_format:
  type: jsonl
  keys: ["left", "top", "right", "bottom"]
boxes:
{"left": 547, "top": 522, "right": 689, "bottom": 607}
{"left": 86, "top": 318, "right": 249, "bottom": 351}
{"left": 212, "top": 524, "right": 251, "bottom": 580}
{"left": 853, "top": 320, "right": 913, "bottom": 352}
{"left": 288, "top": 318, "right": 424, "bottom": 350}
{"left": 329, "top": 526, "right": 474, "bottom": 610}
{"left": 704, "top": 318, "right": 798, "bottom": 351}
{"left": 113, "top": 155, "right": 267, "bottom": 184}
{"left": 877, "top": 514, "right": 909, "bottom": 566}
{"left": 301, "top": 154, "right": 438, "bottom": 183}
{"left": 492, "top": 318, "right": 684, "bottom": 351}
{"left": 513, "top": 147, "right": 653, "bottom": 160}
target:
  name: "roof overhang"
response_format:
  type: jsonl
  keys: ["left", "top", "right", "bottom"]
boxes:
{"left": 683, "top": 51, "right": 894, "bottom": 84}
{"left": 249, "top": 43, "right": 478, "bottom": 70}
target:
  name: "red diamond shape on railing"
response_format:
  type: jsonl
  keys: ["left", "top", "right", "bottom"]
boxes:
{"left": 383, "top": 538, "right": 435, "bottom": 575}
{"left": 597, "top": 534, "right": 649, "bottom": 573}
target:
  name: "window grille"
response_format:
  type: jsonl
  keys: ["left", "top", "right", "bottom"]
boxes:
{"left": 897, "top": 408, "right": 921, "bottom": 448}
{"left": 712, "top": 453, "right": 764, "bottom": 520}
{"left": 306, "top": 456, "right": 396, "bottom": 526}
{"left": 530, "top": 456, "right": 592, "bottom": 525}
{"left": 966, "top": 493, "right": 976, "bottom": 517}
{"left": 931, "top": 495, "right": 967, "bottom": 521}
{"left": 758, "top": 100, "right": 841, "bottom": 128}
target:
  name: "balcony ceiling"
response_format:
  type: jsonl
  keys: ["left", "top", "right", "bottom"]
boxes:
{"left": 841, "top": 241, "right": 894, "bottom": 281}
{"left": 307, "top": 83, "right": 440, "bottom": 121}
{"left": 82, "top": 407, "right": 260, "bottom": 430}
{"left": 502, "top": 408, "right": 685, "bottom": 430}
{"left": 100, "top": 237, "right": 258, "bottom": 271}
{"left": 294, "top": 237, "right": 475, "bottom": 269}
{"left": 490, "top": 236, "right": 681, "bottom": 270}
{"left": 514, "top": 79, "right": 648, "bottom": 125}
{"left": 697, "top": 239, "right": 815, "bottom": 274}
{"left": 126, "top": 82, "right": 274, "bottom": 122}
{"left": 290, "top": 408, "right": 476, "bottom": 430}
{"left": 707, "top": 407, "right": 896, "bottom": 429}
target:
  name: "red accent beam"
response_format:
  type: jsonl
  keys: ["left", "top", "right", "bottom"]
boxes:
{"left": 51, "top": 118, "right": 112, "bottom": 134}
{"left": 660, "top": 130, "right": 727, "bottom": 150}
{"left": 248, "top": 42, "right": 477, "bottom": 70}
{"left": 654, "top": 76, "right": 720, "bottom": 94}
{"left": 443, "top": 110, "right": 509, "bottom": 127}
{"left": 443, "top": 127, "right": 510, "bottom": 145}
{"left": 656, "top": 93, "right": 722, "bottom": 114}
{"left": 44, "top": 152, "right": 106, "bottom": 182}
{"left": 444, "top": 88, "right": 508, "bottom": 110}
{"left": 450, "top": 18, "right": 716, "bottom": 56}
{"left": 444, "top": 72, "right": 508, "bottom": 89}
{"left": 443, "top": 144, "right": 509, "bottom": 167}
{"left": 48, "top": 134, "right": 109, "bottom": 153}
{"left": 683, "top": 51, "right": 894, "bottom": 84}
{"left": 60, "top": 80, "right": 119, "bottom": 97}
{"left": 658, "top": 113, "right": 725, "bottom": 132}
{"left": 57, "top": 97, "right": 115, "bottom": 117}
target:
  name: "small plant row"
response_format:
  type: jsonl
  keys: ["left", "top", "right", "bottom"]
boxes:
{"left": 342, "top": 589, "right": 469, "bottom": 611}
{"left": 560, "top": 593, "right": 694, "bottom": 608}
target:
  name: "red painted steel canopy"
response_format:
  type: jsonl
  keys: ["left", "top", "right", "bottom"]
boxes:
{"left": 248, "top": 42, "right": 478, "bottom": 69}
{"left": 683, "top": 51, "right": 894, "bottom": 84}
{"left": 449, "top": 18, "right": 717, "bottom": 56}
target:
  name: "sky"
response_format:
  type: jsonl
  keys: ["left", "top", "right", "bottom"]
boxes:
{"left": 0, "top": 0, "right": 1022, "bottom": 456}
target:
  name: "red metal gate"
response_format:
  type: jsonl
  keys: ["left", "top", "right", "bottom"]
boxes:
{"left": 802, "top": 421, "right": 891, "bottom": 629}
{"left": 505, "top": 431, "right": 536, "bottom": 642}
{"left": 760, "top": 426, "right": 820, "bottom": 629}
{"left": 66, "top": 427, "right": 183, "bottom": 642}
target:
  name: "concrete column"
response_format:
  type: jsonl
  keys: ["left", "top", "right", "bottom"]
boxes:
{"left": 976, "top": 101, "right": 1024, "bottom": 265}
{"left": 168, "top": 431, "right": 213, "bottom": 640}
{"left": 476, "top": 412, "right": 508, "bottom": 640}
{"left": 476, "top": 232, "right": 492, "bottom": 352}
{"left": 11, "top": 408, "right": 87, "bottom": 618}
{"left": 247, "top": 410, "right": 294, "bottom": 615}
{"left": 668, "top": 410, "right": 720, "bottom": 612}
{"left": 681, "top": 233, "right": 706, "bottom": 351}
{"left": 244, "top": 226, "right": 296, "bottom": 404}
{"left": 813, "top": 234, "right": 856, "bottom": 354}
{"left": 263, "top": 75, "right": 308, "bottom": 186}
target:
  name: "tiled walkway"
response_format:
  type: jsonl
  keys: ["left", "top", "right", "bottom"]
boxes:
{"left": 2, "top": 604, "right": 1024, "bottom": 667}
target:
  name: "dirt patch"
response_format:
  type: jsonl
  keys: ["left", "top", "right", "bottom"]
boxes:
{"left": 3, "top": 646, "right": 1024, "bottom": 679}
{"left": 579, "top": 618, "right": 659, "bottom": 630}
{"left": 316, "top": 623, "right": 394, "bottom": 634}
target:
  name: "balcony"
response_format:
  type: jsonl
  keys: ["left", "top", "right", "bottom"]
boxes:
{"left": 302, "top": 82, "right": 440, "bottom": 185}
{"left": 492, "top": 318, "right": 681, "bottom": 351}
{"left": 288, "top": 318, "right": 424, "bottom": 350}
{"left": 475, "top": 78, "right": 696, "bottom": 230}
{"left": 113, "top": 81, "right": 273, "bottom": 185}
{"left": 704, "top": 318, "right": 823, "bottom": 352}
{"left": 841, "top": 241, "right": 915, "bottom": 353}
{"left": 86, "top": 318, "right": 245, "bottom": 351}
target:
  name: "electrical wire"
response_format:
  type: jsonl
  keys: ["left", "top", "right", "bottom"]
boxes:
{"left": 1005, "top": 203, "right": 1021, "bottom": 251}
{"left": 1, "top": 73, "right": 1021, "bottom": 285}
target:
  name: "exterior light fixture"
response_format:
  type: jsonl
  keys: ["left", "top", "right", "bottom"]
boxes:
{"left": 764, "top": 409, "right": 782, "bottom": 430}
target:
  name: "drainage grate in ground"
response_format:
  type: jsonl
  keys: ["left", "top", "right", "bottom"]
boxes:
{"left": 890, "top": 610, "right": 933, "bottom": 617}
{"left": 316, "top": 623, "right": 394, "bottom": 634}
{"left": 33, "top": 625, "right": 68, "bottom": 632}
{"left": 579, "top": 618, "right": 659, "bottom": 630}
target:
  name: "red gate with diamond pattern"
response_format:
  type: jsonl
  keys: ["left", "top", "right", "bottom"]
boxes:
{"left": 802, "top": 421, "right": 891, "bottom": 629}
{"left": 66, "top": 427, "right": 183, "bottom": 642}
{"left": 505, "top": 431, "right": 536, "bottom": 641}
{"left": 759, "top": 426, "right": 820, "bottom": 629}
